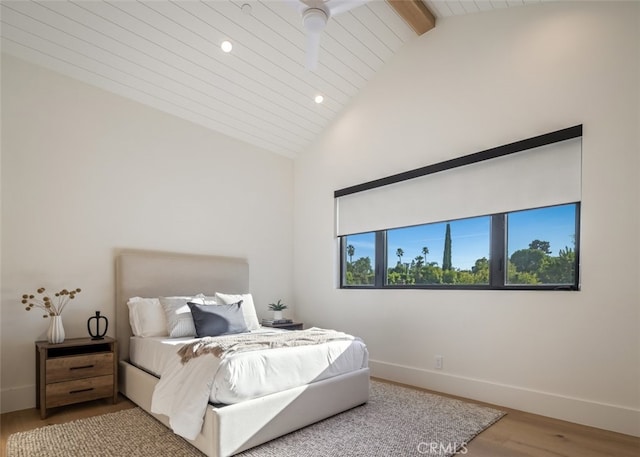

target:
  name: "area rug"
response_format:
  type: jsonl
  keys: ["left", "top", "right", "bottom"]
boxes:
{"left": 6, "top": 381, "right": 505, "bottom": 457}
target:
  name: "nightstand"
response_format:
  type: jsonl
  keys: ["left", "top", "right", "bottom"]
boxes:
{"left": 262, "top": 322, "right": 304, "bottom": 331}
{"left": 35, "top": 337, "right": 118, "bottom": 419}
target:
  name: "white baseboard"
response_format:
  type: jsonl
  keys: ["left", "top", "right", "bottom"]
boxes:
{"left": 1, "top": 384, "right": 35, "bottom": 414}
{"left": 369, "top": 359, "right": 640, "bottom": 437}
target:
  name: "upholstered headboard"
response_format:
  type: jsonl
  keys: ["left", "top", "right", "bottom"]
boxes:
{"left": 115, "top": 249, "right": 249, "bottom": 362}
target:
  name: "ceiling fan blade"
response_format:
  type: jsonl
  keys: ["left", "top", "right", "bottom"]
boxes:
{"left": 305, "top": 30, "right": 321, "bottom": 71}
{"left": 325, "top": 0, "right": 369, "bottom": 17}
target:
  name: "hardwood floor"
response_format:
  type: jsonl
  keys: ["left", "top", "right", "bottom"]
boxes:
{"left": 464, "top": 402, "right": 639, "bottom": 457}
{"left": 377, "top": 379, "right": 640, "bottom": 457}
{"left": 1, "top": 384, "right": 638, "bottom": 457}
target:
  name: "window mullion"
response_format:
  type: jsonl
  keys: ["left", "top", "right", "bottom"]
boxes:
{"left": 490, "top": 214, "right": 506, "bottom": 287}
{"left": 375, "top": 231, "right": 386, "bottom": 287}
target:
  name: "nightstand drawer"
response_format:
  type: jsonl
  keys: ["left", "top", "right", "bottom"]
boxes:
{"left": 45, "top": 375, "right": 114, "bottom": 408}
{"left": 46, "top": 353, "right": 114, "bottom": 383}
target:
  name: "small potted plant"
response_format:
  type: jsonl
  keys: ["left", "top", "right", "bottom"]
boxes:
{"left": 268, "top": 299, "right": 287, "bottom": 320}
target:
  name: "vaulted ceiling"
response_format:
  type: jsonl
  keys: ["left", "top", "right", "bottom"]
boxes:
{"left": 1, "top": 1, "right": 541, "bottom": 158}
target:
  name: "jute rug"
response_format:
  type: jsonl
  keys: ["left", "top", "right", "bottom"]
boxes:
{"left": 7, "top": 381, "right": 504, "bottom": 457}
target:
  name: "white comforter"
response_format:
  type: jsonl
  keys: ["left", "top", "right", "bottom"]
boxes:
{"left": 150, "top": 328, "right": 368, "bottom": 439}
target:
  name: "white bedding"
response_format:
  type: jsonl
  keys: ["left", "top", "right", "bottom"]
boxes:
{"left": 132, "top": 328, "right": 369, "bottom": 439}
{"left": 131, "top": 328, "right": 286, "bottom": 379}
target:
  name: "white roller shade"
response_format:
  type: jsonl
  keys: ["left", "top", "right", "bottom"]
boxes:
{"left": 336, "top": 137, "right": 581, "bottom": 236}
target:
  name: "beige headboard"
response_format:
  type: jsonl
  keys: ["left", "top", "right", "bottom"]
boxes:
{"left": 115, "top": 249, "right": 249, "bottom": 362}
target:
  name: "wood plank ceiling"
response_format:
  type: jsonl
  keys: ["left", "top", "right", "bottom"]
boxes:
{"left": 1, "top": 0, "right": 541, "bottom": 158}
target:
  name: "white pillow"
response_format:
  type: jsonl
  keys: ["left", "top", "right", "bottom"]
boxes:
{"left": 127, "top": 297, "right": 168, "bottom": 337}
{"left": 188, "top": 295, "right": 217, "bottom": 306}
{"left": 214, "top": 292, "right": 261, "bottom": 331}
{"left": 159, "top": 295, "right": 200, "bottom": 338}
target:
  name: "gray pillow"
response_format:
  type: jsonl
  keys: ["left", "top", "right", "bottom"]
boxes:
{"left": 188, "top": 300, "right": 248, "bottom": 337}
{"left": 159, "top": 296, "right": 199, "bottom": 338}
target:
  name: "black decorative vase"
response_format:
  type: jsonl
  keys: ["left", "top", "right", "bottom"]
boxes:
{"left": 87, "top": 311, "right": 108, "bottom": 340}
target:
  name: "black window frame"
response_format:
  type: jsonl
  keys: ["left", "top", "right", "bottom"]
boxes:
{"left": 339, "top": 203, "right": 580, "bottom": 291}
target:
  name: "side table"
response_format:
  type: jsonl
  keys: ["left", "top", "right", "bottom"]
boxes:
{"left": 35, "top": 337, "right": 118, "bottom": 419}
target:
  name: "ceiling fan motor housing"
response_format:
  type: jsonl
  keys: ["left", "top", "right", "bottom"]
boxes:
{"left": 302, "top": 8, "right": 329, "bottom": 33}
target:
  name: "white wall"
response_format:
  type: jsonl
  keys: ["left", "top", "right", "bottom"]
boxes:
{"left": 293, "top": 1, "right": 639, "bottom": 436}
{"left": 0, "top": 55, "right": 294, "bottom": 412}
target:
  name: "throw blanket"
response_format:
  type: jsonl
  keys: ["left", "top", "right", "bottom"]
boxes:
{"left": 177, "top": 327, "right": 355, "bottom": 363}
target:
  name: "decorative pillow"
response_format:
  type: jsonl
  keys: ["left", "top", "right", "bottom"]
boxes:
{"left": 214, "top": 292, "right": 261, "bottom": 331}
{"left": 127, "top": 297, "right": 168, "bottom": 337}
{"left": 159, "top": 295, "right": 202, "bottom": 338}
{"left": 188, "top": 301, "right": 248, "bottom": 337}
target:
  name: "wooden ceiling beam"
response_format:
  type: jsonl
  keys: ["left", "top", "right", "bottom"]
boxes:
{"left": 386, "top": 0, "right": 436, "bottom": 35}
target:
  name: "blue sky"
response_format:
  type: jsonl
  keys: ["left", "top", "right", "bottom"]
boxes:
{"left": 345, "top": 204, "right": 577, "bottom": 270}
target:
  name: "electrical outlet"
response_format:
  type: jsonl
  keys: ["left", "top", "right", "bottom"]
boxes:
{"left": 435, "top": 355, "right": 443, "bottom": 370}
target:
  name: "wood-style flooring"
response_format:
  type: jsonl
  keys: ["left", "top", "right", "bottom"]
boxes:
{"left": 385, "top": 379, "right": 640, "bottom": 457}
{"left": 1, "top": 381, "right": 638, "bottom": 457}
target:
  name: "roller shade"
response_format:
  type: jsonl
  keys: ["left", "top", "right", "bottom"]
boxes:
{"left": 336, "top": 135, "right": 582, "bottom": 237}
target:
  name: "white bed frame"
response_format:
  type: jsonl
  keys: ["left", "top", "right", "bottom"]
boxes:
{"left": 115, "top": 249, "right": 370, "bottom": 457}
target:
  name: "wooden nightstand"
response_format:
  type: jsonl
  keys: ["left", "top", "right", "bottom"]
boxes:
{"left": 35, "top": 337, "right": 118, "bottom": 419}
{"left": 262, "top": 322, "right": 304, "bottom": 331}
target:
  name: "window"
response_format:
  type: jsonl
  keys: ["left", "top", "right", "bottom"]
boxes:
{"left": 335, "top": 126, "right": 582, "bottom": 291}
{"left": 340, "top": 203, "right": 580, "bottom": 290}
{"left": 386, "top": 216, "right": 490, "bottom": 286}
{"left": 506, "top": 204, "right": 578, "bottom": 286}
{"left": 342, "top": 232, "right": 376, "bottom": 286}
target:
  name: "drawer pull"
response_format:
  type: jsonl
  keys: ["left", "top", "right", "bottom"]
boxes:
{"left": 69, "top": 387, "right": 94, "bottom": 395}
{"left": 69, "top": 364, "right": 94, "bottom": 370}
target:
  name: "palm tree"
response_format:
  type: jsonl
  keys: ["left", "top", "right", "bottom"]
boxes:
{"left": 396, "top": 248, "right": 404, "bottom": 265}
{"left": 414, "top": 255, "right": 425, "bottom": 282}
{"left": 346, "top": 244, "right": 355, "bottom": 264}
{"left": 422, "top": 246, "right": 429, "bottom": 262}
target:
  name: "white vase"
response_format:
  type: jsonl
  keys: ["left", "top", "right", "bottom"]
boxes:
{"left": 47, "top": 316, "right": 65, "bottom": 344}
{"left": 273, "top": 310, "right": 283, "bottom": 320}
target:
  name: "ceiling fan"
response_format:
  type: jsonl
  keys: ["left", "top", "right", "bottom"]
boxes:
{"left": 288, "top": 0, "right": 369, "bottom": 71}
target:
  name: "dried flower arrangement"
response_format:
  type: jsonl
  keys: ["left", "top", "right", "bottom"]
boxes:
{"left": 21, "top": 287, "right": 82, "bottom": 318}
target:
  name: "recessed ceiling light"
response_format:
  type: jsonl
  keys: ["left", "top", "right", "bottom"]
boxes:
{"left": 314, "top": 95, "right": 324, "bottom": 104}
{"left": 221, "top": 41, "right": 233, "bottom": 53}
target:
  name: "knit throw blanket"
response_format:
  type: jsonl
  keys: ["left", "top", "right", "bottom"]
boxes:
{"left": 177, "top": 327, "right": 355, "bottom": 364}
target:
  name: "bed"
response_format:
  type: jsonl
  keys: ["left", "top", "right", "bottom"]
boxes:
{"left": 115, "top": 249, "right": 370, "bottom": 457}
